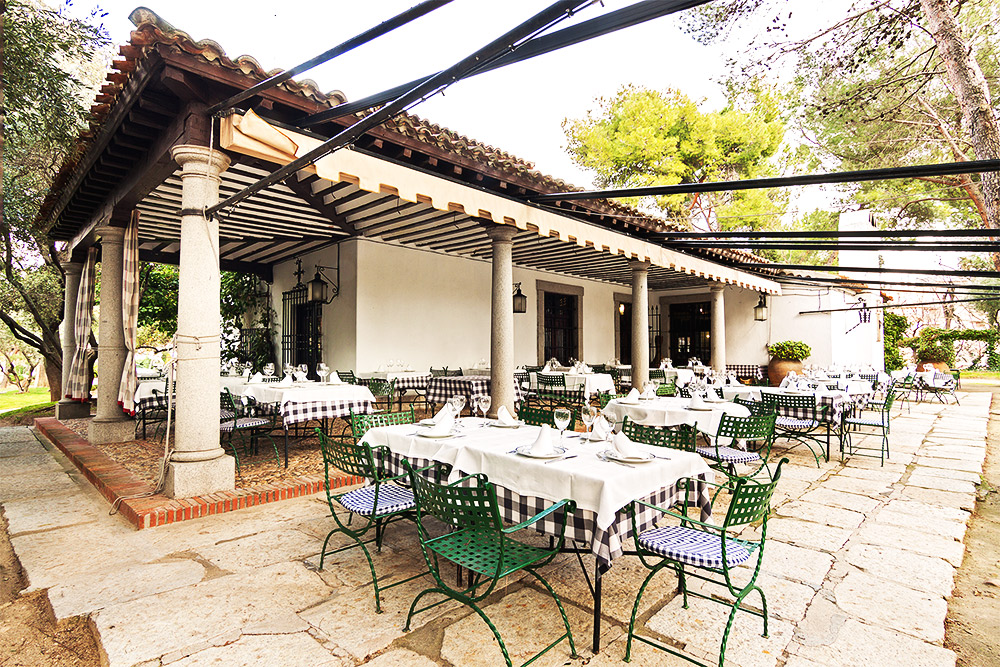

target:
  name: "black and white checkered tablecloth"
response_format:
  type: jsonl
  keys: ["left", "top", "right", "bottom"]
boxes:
{"left": 762, "top": 391, "right": 851, "bottom": 424}
{"left": 394, "top": 375, "right": 431, "bottom": 392}
{"left": 425, "top": 376, "right": 525, "bottom": 405}
{"left": 281, "top": 398, "right": 373, "bottom": 426}
{"left": 135, "top": 394, "right": 172, "bottom": 411}
{"left": 380, "top": 453, "right": 711, "bottom": 569}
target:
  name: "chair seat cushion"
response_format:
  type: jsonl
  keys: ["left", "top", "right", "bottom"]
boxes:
{"left": 220, "top": 409, "right": 235, "bottom": 421}
{"left": 845, "top": 417, "right": 886, "bottom": 428}
{"left": 220, "top": 417, "right": 271, "bottom": 431}
{"left": 638, "top": 525, "right": 751, "bottom": 568}
{"left": 338, "top": 484, "right": 415, "bottom": 517}
{"left": 776, "top": 417, "right": 819, "bottom": 429}
{"left": 696, "top": 446, "right": 761, "bottom": 465}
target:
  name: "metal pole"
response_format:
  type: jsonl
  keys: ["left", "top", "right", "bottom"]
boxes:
{"left": 736, "top": 264, "right": 1000, "bottom": 279}
{"left": 774, "top": 275, "right": 1000, "bottom": 291}
{"left": 799, "top": 296, "right": 1000, "bottom": 314}
{"left": 528, "top": 159, "right": 1000, "bottom": 202}
{"left": 654, "top": 229, "right": 1000, "bottom": 239}
{"left": 206, "top": 0, "right": 597, "bottom": 219}
{"left": 206, "top": 0, "right": 454, "bottom": 115}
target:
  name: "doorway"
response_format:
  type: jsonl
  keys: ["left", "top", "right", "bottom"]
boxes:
{"left": 669, "top": 301, "right": 711, "bottom": 366}
{"left": 543, "top": 292, "right": 579, "bottom": 362}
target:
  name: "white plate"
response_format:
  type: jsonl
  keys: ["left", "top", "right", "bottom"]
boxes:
{"left": 617, "top": 400, "right": 640, "bottom": 406}
{"left": 599, "top": 449, "right": 655, "bottom": 464}
{"left": 706, "top": 398, "right": 727, "bottom": 404}
{"left": 638, "top": 396, "right": 657, "bottom": 401}
{"left": 514, "top": 445, "right": 568, "bottom": 459}
{"left": 586, "top": 432, "right": 608, "bottom": 441}
{"left": 686, "top": 406, "right": 713, "bottom": 411}
{"left": 490, "top": 420, "right": 523, "bottom": 428}
{"left": 419, "top": 419, "right": 437, "bottom": 426}
{"left": 417, "top": 431, "right": 457, "bottom": 439}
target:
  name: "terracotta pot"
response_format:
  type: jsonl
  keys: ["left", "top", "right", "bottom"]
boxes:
{"left": 918, "top": 361, "right": 951, "bottom": 373}
{"left": 768, "top": 358, "right": 803, "bottom": 387}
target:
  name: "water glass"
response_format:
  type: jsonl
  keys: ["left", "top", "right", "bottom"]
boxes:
{"left": 263, "top": 363, "right": 275, "bottom": 378}
{"left": 581, "top": 405, "right": 596, "bottom": 437}
{"left": 478, "top": 395, "right": 492, "bottom": 422}
{"left": 450, "top": 395, "right": 466, "bottom": 419}
{"left": 317, "top": 362, "right": 330, "bottom": 383}
{"left": 553, "top": 408, "right": 571, "bottom": 442}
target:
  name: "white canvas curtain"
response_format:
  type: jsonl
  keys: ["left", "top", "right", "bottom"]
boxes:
{"left": 64, "top": 247, "right": 98, "bottom": 401}
{"left": 117, "top": 211, "right": 140, "bottom": 414}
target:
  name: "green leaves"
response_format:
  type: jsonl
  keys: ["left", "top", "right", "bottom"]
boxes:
{"left": 767, "top": 340, "right": 812, "bottom": 361}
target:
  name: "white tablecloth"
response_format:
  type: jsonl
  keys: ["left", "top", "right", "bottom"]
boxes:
{"left": 530, "top": 371, "right": 616, "bottom": 396}
{"left": 241, "top": 381, "right": 374, "bottom": 410}
{"left": 601, "top": 397, "right": 750, "bottom": 434}
{"left": 362, "top": 420, "right": 712, "bottom": 531}
{"left": 359, "top": 370, "right": 423, "bottom": 381}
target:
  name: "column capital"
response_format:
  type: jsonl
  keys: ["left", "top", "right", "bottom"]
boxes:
{"left": 485, "top": 224, "right": 518, "bottom": 243}
{"left": 628, "top": 259, "right": 651, "bottom": 272}
{"left": 171, "top": 144, "right": 231, "bottom": 176}
{"left": 710, "top": 284, "right": 725, "bottom": 293}
{"left": 97, "top": 225, "right": 126, "bottom": 244}
{"left": 62, "top": 261, "right": 84, "bottom": 276}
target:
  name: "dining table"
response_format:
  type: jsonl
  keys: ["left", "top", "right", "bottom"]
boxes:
{"left": 529, "top": 371, "right": 616, "bottom": 397}
{"left": 600, "top": 395, "right": 750, "bottom": 435}
{"left": 361, "top": 418, "right": 713, "bottom": 653}
{"left": 424, "top": 375, "right": 525, "bottom": 409}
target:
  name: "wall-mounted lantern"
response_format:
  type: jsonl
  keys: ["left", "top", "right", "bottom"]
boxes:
{"left": 513, "top": 282, "right": 527, "bottom": 313}
{"left": 753, "top": 293, "right": 769, "bottom": 321}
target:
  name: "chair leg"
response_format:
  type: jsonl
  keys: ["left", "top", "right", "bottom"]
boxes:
{"left": 525, "top": 568, "right": 577, "bottom": 659}
{"left": 626, "top": 561, "right": 671, "bottom": 662}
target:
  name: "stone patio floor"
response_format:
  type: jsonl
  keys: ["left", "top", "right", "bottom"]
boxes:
{"left": 0, "top": 391, "right": 990, "bottom": 666}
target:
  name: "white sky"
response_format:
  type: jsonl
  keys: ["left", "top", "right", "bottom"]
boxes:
{"left": 66, "top": 0, "right": 978, "bottom": 278}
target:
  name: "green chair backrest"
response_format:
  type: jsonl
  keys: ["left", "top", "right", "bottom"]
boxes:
{"left": 621, "top": 418, "right": 696, "bottom": 451}
{"left": 445, "top": 368, "right": 463, "bottom": 377}
{"left": 429, "top": 367, "right": 448, "bottom": 377}
{"left": 514, "top": 371, "right": 530, "bottom": 386}
{"left": 337, "top": 370, "right": 357, "bottom": 385}
{"left": 350, "top": 407, "right": 416, "bottom": 442}
{"left": 317, "top": 427, "right": 378, "bottom": 483}
{"left": 655, "top": 378, "right": 677, "bottom": 396}
{"left": 649, "top": 369, "right": 666, "bottom": 381}
{"left": 537, "top": 372, "right": 566, "bottom": 388}
{"left": 596, "top": 391, "right": 620, "bottom": 409}
{"left": 404, "top": 462, "right": 500, "bottom": 532}
{"left": 716, "top": 412, "right": 776, "bottom": 444}
{"left": 678, "top": 386, "right": 692, "bottom": 398}
{"left": 369, "top": 378, "right": 396, "bottom": 400}
{"left": 771, "top": 392, "right": 820, "bottom": 418}
{"left": 722, "top": 458, "right": 787, "bottom": 529}
{"left": 733, "top": 396, "right": 777, "bottom": 416}
{"left": 518, "top": 404, "right": 577, "bottom": 430}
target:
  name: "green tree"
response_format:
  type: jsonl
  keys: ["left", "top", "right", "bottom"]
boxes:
{"left": 682, "top": 0, "right": 1000, "bottom": 268}
{"left": 1, "top": 0, "right": 109, "bottom": 399}
{"left": 562, "top": 85, "right": 787, "bottom": 230}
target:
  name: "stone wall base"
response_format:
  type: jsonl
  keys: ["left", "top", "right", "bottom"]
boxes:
{"left": 56, "top": 401, "right": 91, "bottom": 420}
{"left": 165, "top": 455, "right": 235, "bottom": 499}
{"left": 88, "top": 417, "right": 135, "bottom": 444}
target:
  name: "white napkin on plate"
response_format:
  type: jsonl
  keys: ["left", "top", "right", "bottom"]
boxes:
{"left": 496, "top": 405, "right": 519, "bottom": 426}
{"left": 426, "top": 412, "right": 455, "bottom": 436}
{"left": 590, "top": 415, "right": 612, "bottom": 441}
{"left": 278, "top": 374, "right": 294, "bottom": 386}
{"left": 641, "top": 385, "right": 656, "bottom": 399}
{"left": 249, "top": 372, "right": 263, "bottom": 383}
{"left": 328, "top": 372, "right": 343, "bottom": 384}
{"left": 624, "top": 387, "right": 640, "bottom": 402}
{"left": 529, "top": 424, "right": 556, "bottom": 455}
{"left": 430, "top": 403, "right": 457, "bottom": 424}
{"left": 689, "top": 394, "right": 707, "bottom": 409}
{"left": 243, "top": 368, "right": 252, "bottom": 379}
{"left": 293, "top": 371, "right": 307, "bottom": 381}
{"left": 613, "top": 432, "right": 642, "bottom": 458}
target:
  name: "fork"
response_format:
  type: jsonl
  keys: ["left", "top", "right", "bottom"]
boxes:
{"left": 545, "top": 454, "right": 578, "bottom": 464}
{"left": 597, "top": 452, "right": 634, "bottom": 468}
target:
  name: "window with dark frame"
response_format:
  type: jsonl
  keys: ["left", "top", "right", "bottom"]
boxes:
{"left": 669, "top": 301, "right": 711, "bottom": 366}
{"left": 543, "top": 292, "right": 578, "bottom": 363}
{"left": 281, "top": 285, "right": 322, "bottom": 378}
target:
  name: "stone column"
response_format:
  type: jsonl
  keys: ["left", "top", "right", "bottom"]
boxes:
{"left": 630, "top": 260, "right": 651, "bottom": 391}
{"left": 89, "top": 227, "right": 134, "bottom": 444}
{"left": 56, "top": 262, "right": 90, "bottom": 419}
{"left": 165, "top": 144, "right": 235, "bottom": 498}
{"left": 710, "top": 285, "right": 727, "bottom": 372}
{"left": 486, "top": 225, "right": 517, "bottom": 418}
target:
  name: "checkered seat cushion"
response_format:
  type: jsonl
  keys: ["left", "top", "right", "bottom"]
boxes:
{"left": 338, "top": 484, "right": 415, "bottom": 517}
{"left": 637, "top": 525, "right": 751, "bottom": 568}
{"left": 696, "top": 446, "right": 761, "bottom": 465}
{"left": 220, "top": 417, "right": 271, "bottom": 432}
{"left": 776, "top": 417, "right": 819, "bottom": 429}
{"left": 845, "top": 416, "right": 885, "bottom": 427}
{"left": 220, "top": 409, "right": 235, "bottom": 421}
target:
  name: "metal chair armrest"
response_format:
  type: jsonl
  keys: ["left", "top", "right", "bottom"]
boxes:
{"left": 501, "top": 499, "right": 576, "bottom": 534}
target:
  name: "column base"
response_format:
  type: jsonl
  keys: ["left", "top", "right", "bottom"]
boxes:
{"left": 89, "top": 418, "right": 135, "bottom": 444}
{"left": 56, "top": 400, "right": 91, "bottom": 420}
{"left": 165, "top": 455, "right": 235, "bottom": 499}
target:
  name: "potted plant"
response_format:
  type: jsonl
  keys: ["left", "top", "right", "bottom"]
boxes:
{"left": 766, "top": 340, "right": 812, "bottom": 386}
{"left": 914, "top": 339, "right": 953, "bottom": 372}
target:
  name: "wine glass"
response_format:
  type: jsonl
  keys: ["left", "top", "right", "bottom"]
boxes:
{"left": 553, "top": 407, "right": 571, "bottom": 443}
{"left": 450, "top": 395, "right": 466, "bottom": 420}
{"left": 263, "top": 363, "right": 275, "bottom": 378}
{"left": 581, "top": 405, "right": 597, "bottom": 438}
{"left": 317, "top": 362, "right": 330, "bottom": 384}
{"left": 478, "top": 395, "right": 492, "bottom": 424}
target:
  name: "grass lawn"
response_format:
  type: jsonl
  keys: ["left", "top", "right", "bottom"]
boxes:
{"left": 0, "top": 387, "right": 55, "bottom": 412}
{"left": 960, "top": 370, "right": 1000, "bottom": 380}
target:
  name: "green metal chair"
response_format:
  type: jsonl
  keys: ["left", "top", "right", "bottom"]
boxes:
{"left": 220, "top": 389, "right": 280, "bottom": 471}
{"left": 625, "top": 458, "right": 789, "bottom": 667}
{"left": 517, "top": 404, "right": 577, "bottom": 430}
{"left": 336, "top": 370, "right": 357, "bottom": 385}
{"left": 596, "top": 391, "right": 622, "bottom": 409}
{"left": 843, "top": 391, "right": 894, "bottom": 465}
{"left": 649, "top": 368, "right": 666, "bottom": 382}
{"left": 621, "top": 417, "right": 697, "bottom": 452}
{"left": 655, "top": 377, "right": 678, "bottom": 396}
{"left": 698, "top": 413, "right": 777, "bottom": 482}
{"left": 314, "top": 426, "right": 436, "bottom": 613}
{"left": 733, "top": 396, "right": 777, "bottom": 417}
{"left": 770, "top": 393, "right": 830, "bottom": 467}
{"left": 919, "top": 372, "right": 960, "bottom": 405}
{"left": 401, "top": 461, "right": 577, "bottom": 667}
{"left": 536, "top": 372, "right": 566, "bottom": 390}
{"left": 678, "top": 386, "right": 693, "bottom": 398}
{"left": 429, "top": 367, "right": 449, "bottom": 377}
{"left": 349, "top": 406, "right": 417, "bottom": 443}
{"left": 368, "top": 377, "right": 397, "bottom": 412}
{"left": 892, "top": 374, "right": 917, "bottom": 412}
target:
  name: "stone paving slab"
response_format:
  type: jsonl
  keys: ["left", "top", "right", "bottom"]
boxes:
{"left": 2, "top": 452, "right": 64, "bottom": 475}
{"left": 168, "top": 633, "right": 350, "bottom": 667}
{"left": 901, "top": 486, "right": 976, "bottom": 512}
{"left": 833, "top": 569, "right": 947, "bottom": 643}
{"left": 196, "top": 526, "right": 323, "bottom": 573}
{"left": 850, "top": 523, "right": 965, "bottom": 567}
{"left": 0, "top": 425, "right": 39, "bottom": 445}
{"left": 798, "top": 487, "right": 881, "bottom": 514}
{"left": 0, "top": 467, "right": 80, "bottom": 502}
{"left": 766, "top": 518, "right": 853, "bottom": 553}
{"left": 774, "top": 500, "right": 865, "bottom": 530}
{"left": 906, "top": 473, "right": 977, "bottom": 495}
{"left": 2, "top": 492, "right": 102, "bottom": 535}
{"left": 789, "top": 618, "right": 956, "bottom": 666}
{"left": 93, "top": 562, "right": 331, "bottom": 666}
{"left": 842, "top": 543, "right": 955, "bottom": 598}
{"left": 873, "top": 509, "right": 968, "bottom": 541}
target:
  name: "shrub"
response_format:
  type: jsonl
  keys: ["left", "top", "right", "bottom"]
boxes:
{"left": 767, "top": 340, "right": 812, "bottom": 361}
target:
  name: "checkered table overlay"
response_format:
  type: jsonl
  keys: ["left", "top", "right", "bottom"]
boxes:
{"left": 425, "top": 376, "right": 525, "bottom": 405}
{"left": 281, "top": 399, "right": 373, "bottom": 426}
{"left": 358, "top": 375, "right": 432, "bottom": 392}
{"left": 135, "top": 394, "right": 172, "bottom": 412}
{"left": 380, "top": 453, "right": 711, "bottom": 569}
{"left": 763, "top": 392, "right": 852, "bottom": 424}
{"left": 726, "top": 364, "right": 765, "bottom": 382}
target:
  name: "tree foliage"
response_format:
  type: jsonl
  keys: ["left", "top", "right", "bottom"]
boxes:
{"left": 883, "top": 312, "right": 909, "bottom": 371}
{"left": 2, "top": 0, "right": 109, "bottom": 399}
{"left": 562, "top": 85, "right": 787, "bottom": 230}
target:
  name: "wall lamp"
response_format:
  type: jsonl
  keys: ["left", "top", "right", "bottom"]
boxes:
{"left": 753, "top": 293, "right": 769, "bottom": 321}
{"left": 513, "top": 282, "right": 527, "bottom": 313}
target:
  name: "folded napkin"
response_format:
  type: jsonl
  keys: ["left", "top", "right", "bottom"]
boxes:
{"left": 249, "top": 372, "right": 263, "bottom": 383}
{"left": 529, "top": 424, "right": 556, "bottom": 455}
{"left": 278, "top": 374, "right": 294, "bottom": 386}
{"left": 377, "top": 364, "right": 387, "bottom": 372}
{"left": 243, "top": 368, "right": 252, "bottom": 379}
{"left": 624, "top": 387, "right": 641, "bottom": 402}
{"left": 327, "top": 372, "right": 342, "bottom": 384}
{"left": 786, "top": 370, "right": 797, "bottom": 378}
{"left": 496, "top": 405, "right": 519, "bottom": 426}
{"left": 581, "top": 364, "right": 592, "bottom": 374}
{"left": 613, "top": 432, "right": 642, "bottom": 458}
{"left": 726, "top": 374, "right": 739, "bottom": 386}
{"left": 797, "top": 380, "right": 812, "bottom": 391}
{"left": 591, "top": 416, "right": 612, "bottom": 441}
{"left": 430, "top": 403, "right": 456, "bottom": 424}
{"left": 426, "top": 412, "right": 455, "bottom": 436}
{"left": 293, "top": 371, "right": 308, "bottom": 382}
{"left": 641, "top": 385, "right": 656, "bottom": 400}
{"left": 689, "top": 394, "right": 708, "bottom": 409}
{"left": 659, "top": 361, "right": 667, "bottom": 369}
{"left": 779, "top": 376, "right": 793, "bottom": 388}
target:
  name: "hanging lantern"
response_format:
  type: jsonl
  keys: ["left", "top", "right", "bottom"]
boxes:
{"left": 753, "top": 294, "right": 769, "bottom": 321}
{"left": 307, "top": 271, "right": 329, "bottom": 304}
{"left": 513, "top": 282, "right": 527, "bottom": 313}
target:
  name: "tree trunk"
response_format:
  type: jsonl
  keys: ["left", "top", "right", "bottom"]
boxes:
{"left": 919, "top": 0, "right": 1000, "bottom": 271}
{"left": 43, "top": 357, "right": 62, "bottom": 401}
